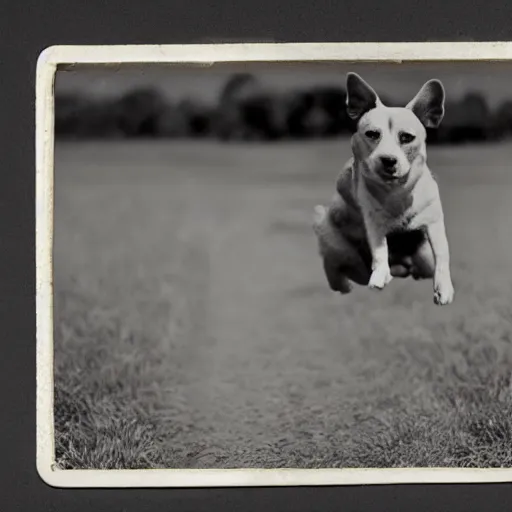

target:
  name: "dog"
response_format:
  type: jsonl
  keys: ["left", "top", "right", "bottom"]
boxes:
{"left": 313, "top": 72, "right": 454, "bottom": 306}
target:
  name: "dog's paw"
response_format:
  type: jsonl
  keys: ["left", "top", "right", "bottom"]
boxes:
{"left": 338, "top": 278, "right": 352, "bottom": 294}
{"left": 433, "top": 281, "right": 455, "bottom": 306}
{"left": 368, "top": 265, "right": 393, "bottom": 290}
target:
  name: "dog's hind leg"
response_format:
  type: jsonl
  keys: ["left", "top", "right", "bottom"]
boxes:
{"left": 323, "top": 257, "right": 352, "bottom": 294}
{"left": 313, "top": 205, "right": 356, "bottom": 293}
{"left": 411, "top": 239, "right": 435, "bottom": 280}
{"left": 314, "top": 203, "right": 374, "bottom": 292}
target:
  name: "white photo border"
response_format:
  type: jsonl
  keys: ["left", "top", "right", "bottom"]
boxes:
{"left": 36, "top": 42, "right": 512, "bottom": 488}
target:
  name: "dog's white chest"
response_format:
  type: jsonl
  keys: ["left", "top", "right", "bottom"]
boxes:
{"left": 363, "top": 194, "right": 412, "bottom": 233}
{"left": 360, "top": 176, "right": 438, "bottom": 235}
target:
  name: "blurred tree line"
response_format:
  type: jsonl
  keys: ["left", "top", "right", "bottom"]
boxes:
{"left": 55, "top": 73, "right": 512, "bottom": 144}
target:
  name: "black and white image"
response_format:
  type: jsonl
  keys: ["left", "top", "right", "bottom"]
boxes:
{"left": 50, "top": 55, "right": 512, "bottom": 473}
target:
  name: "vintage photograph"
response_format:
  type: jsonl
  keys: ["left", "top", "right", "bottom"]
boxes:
{"left": 51, "top": 56, "right": 512, "bottom": 473}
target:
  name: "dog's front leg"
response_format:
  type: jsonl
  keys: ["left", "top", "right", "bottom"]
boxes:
{"left": 426, "top": 219, "right": 455, "bottom": 305}
{"left": 364, "top": 215, "right": 392, "bottom": 290}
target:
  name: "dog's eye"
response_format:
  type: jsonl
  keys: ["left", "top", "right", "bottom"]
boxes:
{"left": 365, "top": 130, "right": 380, "bottom": 140}
{"left": 399, "top": 132, "right": 416, "bottom": 144}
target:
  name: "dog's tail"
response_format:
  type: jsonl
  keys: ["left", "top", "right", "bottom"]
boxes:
{"left": 313, "top": 205, "right": 328, "bottom": 233}
{"left": 312, "top": 205, "right": 331, "bottom": 259}
{"left": 312, "top": 204, "right": 345, "bottom": 259}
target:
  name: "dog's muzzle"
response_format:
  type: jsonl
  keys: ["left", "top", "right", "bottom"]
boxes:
{"left": 377, "top": 156, "right": 408, "bottom": 183}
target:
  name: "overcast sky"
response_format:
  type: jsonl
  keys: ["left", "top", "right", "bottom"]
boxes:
{"left": 55, "top": 62, "right": 512, "bottom": 108}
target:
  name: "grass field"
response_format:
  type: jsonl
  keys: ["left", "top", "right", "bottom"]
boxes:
{"left": 54, "top": 138, "right": 512, "bottom": 469}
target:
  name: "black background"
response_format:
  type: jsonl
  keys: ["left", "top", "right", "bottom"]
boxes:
{"left": 4, "top": 0, "right": 512, "bottom": 510}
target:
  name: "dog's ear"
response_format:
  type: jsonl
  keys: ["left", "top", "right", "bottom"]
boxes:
{"left": 346, "top": 73, "right": 382, "bottom": 122}
{"left": 406, "top": 79, "right": 445, "bottom": 128}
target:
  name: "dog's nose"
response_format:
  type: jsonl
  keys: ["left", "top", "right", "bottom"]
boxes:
{"left": 379, "top": 156, "right": 397, "bottom": 171}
